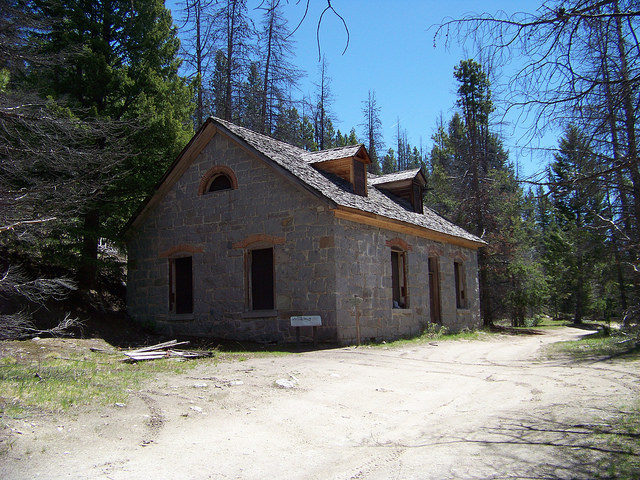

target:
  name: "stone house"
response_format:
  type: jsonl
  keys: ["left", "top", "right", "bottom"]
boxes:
{"left": 124, "top": 117, "right": 485, "bottom": 344}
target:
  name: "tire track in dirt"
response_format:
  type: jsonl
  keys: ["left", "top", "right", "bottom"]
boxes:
{"left": 136, "top": 392, "right": 164, "bottom": 446}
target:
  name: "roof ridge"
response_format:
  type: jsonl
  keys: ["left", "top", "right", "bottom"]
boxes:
{"left": 307, "top": 143, "right": 363, "bottom": 154}
{"left": 211, "top": 116, "right": 308, "bottom": 155}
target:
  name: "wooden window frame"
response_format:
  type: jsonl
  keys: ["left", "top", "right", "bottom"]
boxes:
{"left": 169, "top": 255, "right": 193, "bottom": 315}
{"left": 454, "top": 261, "right": 468, "bottom": 309}
{"left": 391, "top": 248, "right": 409, "bottom": 309}
{"left": 246, "top": 247, "right": 276, "bottom": 312}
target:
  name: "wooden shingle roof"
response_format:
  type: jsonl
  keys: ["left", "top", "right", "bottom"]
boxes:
{"left": 124, "top": 117, "right": 485, "bottom": 248}
{"left": 214, "top": 118, "right": 484, "bottom": 247}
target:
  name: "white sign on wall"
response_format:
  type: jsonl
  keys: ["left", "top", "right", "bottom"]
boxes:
{"left": 290, "top": 316, "right": 322, "bottom": 327}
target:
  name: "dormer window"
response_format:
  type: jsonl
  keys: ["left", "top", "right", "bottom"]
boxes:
{"left": 411, "top": 182, "right": 423, "bottom": 214}
{"left": 305, "top": 145, "right": 372, "bottom": 197}
{"left": 370, "top": 167, "right": 427, "bottom": 213}
{"left": 353, "top": 159, "right": 367, "bottom": 196}
{"left": 198, "top": 165, "right": 238, "bottom": 195}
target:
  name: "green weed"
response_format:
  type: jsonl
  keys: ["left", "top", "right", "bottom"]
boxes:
{"left": 0, "top": 350, "right": 197, "bottom": 418}
{"left": 546, "top": 332, "right": 640, "bottom": 361}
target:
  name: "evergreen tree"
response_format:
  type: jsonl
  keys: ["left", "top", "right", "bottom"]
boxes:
{"left": 426, "top": 60, "right": 528, "bottom": 325}
{"left": 545, "top": 126, "right": 606, "bottom": 323}
{"left": 239, "top": 61, "right": 264, "bottom": 131}
{"left": 300, "top": 115, "right": 317, "bottom": 151}
{"left": 382, "top": 148, "right": 396, "bottom": 174}
{"left": 273, "top": 105, "right": 301, "bottom": 146}
{"left": 31, "top": 0, "right": 193, "bottom": 287}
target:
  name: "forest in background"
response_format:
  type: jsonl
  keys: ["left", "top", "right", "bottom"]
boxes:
{"left": 0, "top": 0, "right": 638, "bottom": 338}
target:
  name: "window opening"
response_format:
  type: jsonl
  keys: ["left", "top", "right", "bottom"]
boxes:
{"left": 391, "top": 249, "right": 408, "bottom": 308}
{"left": 454, "top": 261, "right": 467, "bottom": 309}
{"left": 208, "top": 174, "right": 232, "bottom": 192}
{"left": 169, "top": 256, "right": 193, "bottom": 314}
{"left": 428, "top": 257, "right": 441, "bottom": 323}
{"left": 250, "top": 248, "right": 274, "bottom": 310}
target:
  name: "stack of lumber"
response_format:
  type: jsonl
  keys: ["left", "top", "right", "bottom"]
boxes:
{"left": 122, "top": 340, "right": 213, "bottom": 362}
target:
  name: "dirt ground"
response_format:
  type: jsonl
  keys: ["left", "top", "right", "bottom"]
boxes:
{"left": 1, "top": 327, "right": 638, "bottom": 480}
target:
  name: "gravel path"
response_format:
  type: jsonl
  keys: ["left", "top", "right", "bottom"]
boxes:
{"left": 3, "top": 327, "right": 638, "bottom": 479}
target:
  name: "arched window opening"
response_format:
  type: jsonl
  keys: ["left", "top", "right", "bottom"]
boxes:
{"left": 197, "top": 165, "right": 238, "bottom": 195}
{"left": 208, "top": 174, "right": 232, "bottom": 192}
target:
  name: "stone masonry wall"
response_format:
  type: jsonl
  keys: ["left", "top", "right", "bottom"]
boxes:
{"left": 333, "top": 219, "right": 481, "bottom": 344}
{"left": 126, "top": 132, "right": 338, "bottom": 343}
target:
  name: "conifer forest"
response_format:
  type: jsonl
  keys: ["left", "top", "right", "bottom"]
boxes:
{"left": 1, "top": 0, "right": 639, "bottom": 336}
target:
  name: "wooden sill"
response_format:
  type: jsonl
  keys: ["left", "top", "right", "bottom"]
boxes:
{"left": 241, "top": 310, "right": 278, "bottom": 319}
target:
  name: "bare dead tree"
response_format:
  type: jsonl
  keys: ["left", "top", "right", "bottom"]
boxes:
{"left": 360, "top": 89, "right": 384, "bottom": 174}
{"left": 312, "top": 55, "right": 335, "bottom": 150}
{"left": 177, "top": 0, "right": 218, "bottom": 127}
{"left": 257, "top": 0, "right": 302, "bottom": 135}
{"left": 211, "top": 0, "right": 254, "bottom": 121}
{"left": 0, "top": 92, "right": 136, "bottom": 338}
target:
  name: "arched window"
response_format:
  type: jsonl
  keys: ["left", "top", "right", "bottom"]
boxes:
{"left": 198, "top": 165, "right": 238, "bottom": 195}
{"left": 208, "top": 174, "right": 232, "bottom": 192}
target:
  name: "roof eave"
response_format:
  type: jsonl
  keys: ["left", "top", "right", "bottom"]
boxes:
{"left": 332, "top": 205, "right": 486, "bottom": 250}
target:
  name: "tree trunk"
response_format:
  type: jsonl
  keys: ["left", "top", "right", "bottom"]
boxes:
{"left": 78, "top": 209, "right": 99, "bottom": 290}
{"left": 615, "top": 7, "right": 640, "bottom": 239}
{"left": 195, "top": 0, "right": 203, "bottom": 127}
{"left": 260, "top": 6, "right": 274, "bottom": 134}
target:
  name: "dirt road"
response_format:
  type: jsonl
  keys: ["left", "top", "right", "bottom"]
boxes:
{"left": 2, "top": 327, "right": 638, "bottom": 479}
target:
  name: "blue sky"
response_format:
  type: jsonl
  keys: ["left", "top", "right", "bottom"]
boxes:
{"left": 167, "top": 0, "right": 554, "bottom": 179}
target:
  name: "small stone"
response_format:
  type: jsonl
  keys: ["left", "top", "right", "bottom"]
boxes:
{"left": 114, "top": 403, "right": 126, "bottom": 408}
{"left": 190, "top": 406, "right": 203, "bottom": 413}
{"left": 192, "top": 383, "right": 208, "bottom": 388}
{"left": 229, "top": 380, "right": 243, "bottom": 386}
{"left": 275, "top": 379, "right": 296, "bottom": 389}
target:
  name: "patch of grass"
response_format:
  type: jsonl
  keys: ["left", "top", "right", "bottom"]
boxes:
{"left": 371, "top": 324, "right": 487, "bottom": 348}
{"left": 545, "top": 331, "right": 640, "bottom": 361}
{"left": 597, "top": 400, "right": 640, "bottom": 479}
{"left": 0, "top": 348, "right": 198, "bottom": 418}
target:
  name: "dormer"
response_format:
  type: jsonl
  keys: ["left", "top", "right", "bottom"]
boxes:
{"left": 304, "top": 145, "right": 372, "bottom": 196}
{"left": 370, "top": 167, "right": 427, "bottom": 213}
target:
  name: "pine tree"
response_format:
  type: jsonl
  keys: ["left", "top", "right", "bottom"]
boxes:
{"left": 545, "top": 126, "right": 605, "bottom": 323}
{"left": 239, "top": 61, "right": 264, "bottom": 131}
{"left": 31, "top": 0, "right": 193, "bottom": 287}
{"left": 382, "top": 148, "right": 396, "bottom": 174}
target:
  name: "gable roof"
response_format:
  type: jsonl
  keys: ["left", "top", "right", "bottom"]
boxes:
{"left": 370, "top": 168, "right": 426, "bottom": 186}
{"left": 301, "top": 145, "right": 367, "bottom": 164}
{"left": 124, "top": 117, "right": 485, "bottom": 248}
